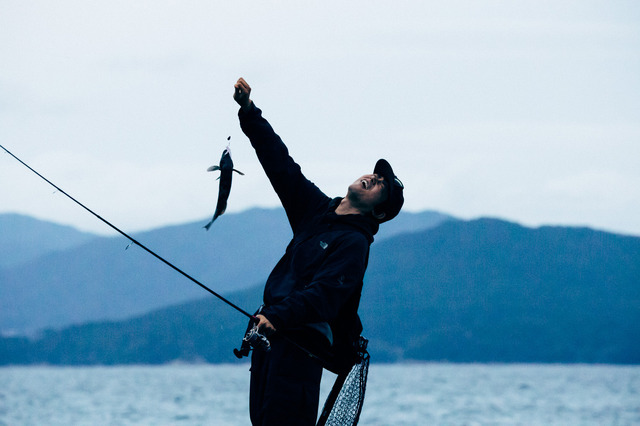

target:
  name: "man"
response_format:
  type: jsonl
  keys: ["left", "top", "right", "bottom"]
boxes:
{"left": 233, "top": 77, "right": 404, "bottom": 425}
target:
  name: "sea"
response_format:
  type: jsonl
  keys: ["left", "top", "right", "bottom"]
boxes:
{"left": 1, "top": 363, "right": 638, "bottom": 425}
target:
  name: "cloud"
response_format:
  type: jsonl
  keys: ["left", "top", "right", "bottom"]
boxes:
{"left": 1, "top": 0, "right": 639, "bottom": 236}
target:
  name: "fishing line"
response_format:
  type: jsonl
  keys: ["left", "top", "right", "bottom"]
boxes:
{"left": 0, "top": 143, "right": 254, "bottom": 320}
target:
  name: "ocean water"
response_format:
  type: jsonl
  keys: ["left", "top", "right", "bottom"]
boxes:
{"left": 1, "top": 363, "right": 638, "bottom": 425}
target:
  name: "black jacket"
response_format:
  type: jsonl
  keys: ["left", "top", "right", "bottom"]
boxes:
{"left": 239, "top": 103, "right": 378, "bottom": 348}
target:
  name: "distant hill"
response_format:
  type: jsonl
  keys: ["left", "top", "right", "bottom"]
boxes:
{"left": 0, "top": 208, "right": 451, "bottom": 335}
{"left": 0, "top": 213, "right": 96, "bottom": 268}
{"left": 2, "top": 217, "right": 638, "bottom": 365}
{"left": 361, "top": 218, "right": 640, "bottom": 363}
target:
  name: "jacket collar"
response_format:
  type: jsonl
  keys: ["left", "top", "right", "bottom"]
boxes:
{"left": 326, "top": 197, "right": 378, "bottom": 244}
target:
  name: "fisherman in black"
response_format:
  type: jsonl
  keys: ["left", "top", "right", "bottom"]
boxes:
{"left": 233, "top": 77, "right": 404, "bottom": 426}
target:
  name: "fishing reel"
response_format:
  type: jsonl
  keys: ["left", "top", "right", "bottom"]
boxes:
{"left": 234, "top": 323, "right": 271, "bottom": 358}
{"left": 245, "top": 324, "right": 271, "bottom": 351}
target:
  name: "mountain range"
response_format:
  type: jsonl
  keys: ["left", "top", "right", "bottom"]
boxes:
{"left": 1, "top": 209, "right": 638, "bottom": 365}
{"left": 0, "top": 209, "right": 451, "bottom": 335}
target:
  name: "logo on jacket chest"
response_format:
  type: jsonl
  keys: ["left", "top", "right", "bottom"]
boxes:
{"left": 319, "top": 241, "right": 329, "bottom": 250}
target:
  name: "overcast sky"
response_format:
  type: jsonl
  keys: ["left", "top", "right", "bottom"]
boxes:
{"left": 1, "top": 1, "right": 639, "bottom": 236}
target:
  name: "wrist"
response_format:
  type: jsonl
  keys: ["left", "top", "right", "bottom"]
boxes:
{"left": 241, "top": 100, "right": 253, "bottom": 112}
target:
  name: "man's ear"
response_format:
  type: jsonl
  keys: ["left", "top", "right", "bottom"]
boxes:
{"left": 372, "top": 210, "right": 386, "bottom": 220}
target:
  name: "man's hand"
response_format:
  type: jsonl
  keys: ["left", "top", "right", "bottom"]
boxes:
{"left": 234, "top": 77, "right": 252, "bottom": 111}
{"left": 255, "top": 314, "right": 276, "bottom": 336}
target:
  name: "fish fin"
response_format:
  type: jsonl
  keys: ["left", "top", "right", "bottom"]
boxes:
{"left": 207, "top": 165, "right": 220, "bottom": 172}
{"left": 203, "top": 219, "right": 214, "bottom": 230}
{"left": 232, "top": 169, "right": 245, "bottom": 175}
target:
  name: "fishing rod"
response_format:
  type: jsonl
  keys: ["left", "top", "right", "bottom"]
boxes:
{"left": 0, "top": 144, "right": 324, "bottom": 362}
{"left": 1, "top": 143, "right": 336, "bottom": 367}
{"left": 0, "top": 143, "right": 254, "bottom": 320}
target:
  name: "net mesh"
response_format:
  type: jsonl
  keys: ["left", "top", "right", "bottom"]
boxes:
{"left": 322, "top": 352, "right": 370, "bottom": 426}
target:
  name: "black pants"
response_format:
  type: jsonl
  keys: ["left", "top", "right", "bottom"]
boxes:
{"left": 250, "top": 335, "right": 323, "bottom": 426}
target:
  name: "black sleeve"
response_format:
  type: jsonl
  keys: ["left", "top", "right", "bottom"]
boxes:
{"left": 239, "top": 104, "right": 330, "bottom": 232}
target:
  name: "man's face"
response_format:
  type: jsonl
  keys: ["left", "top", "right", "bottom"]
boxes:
{"left": 347, "top": 173, "right": 389, "bottom": 211}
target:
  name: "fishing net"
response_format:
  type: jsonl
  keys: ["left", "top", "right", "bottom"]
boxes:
{"left": 317, "top": 339, "right": 370, "bottom": 426}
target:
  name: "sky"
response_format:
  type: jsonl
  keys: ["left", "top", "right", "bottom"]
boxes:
{"left": 1, "top": 0, "right": 639, "bottom": 236}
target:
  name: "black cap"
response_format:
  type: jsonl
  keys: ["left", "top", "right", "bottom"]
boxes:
{"left": 373, "top": 159, "right": 404, "bottom": 223}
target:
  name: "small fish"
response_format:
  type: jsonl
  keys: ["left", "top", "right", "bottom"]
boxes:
{"left": 204, "top": 140, "right": 244, "bottom": 230}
